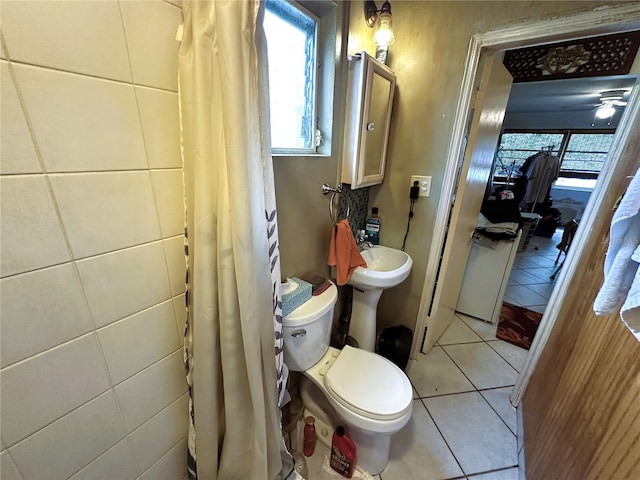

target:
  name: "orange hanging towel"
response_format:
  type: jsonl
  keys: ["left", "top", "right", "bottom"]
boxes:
{"left": 328, "top": 219, "right": 367, "bottom": 286}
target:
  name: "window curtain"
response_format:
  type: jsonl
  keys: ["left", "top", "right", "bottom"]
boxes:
{"left": 178, "top": 1, "right": 286, "bottom": 478}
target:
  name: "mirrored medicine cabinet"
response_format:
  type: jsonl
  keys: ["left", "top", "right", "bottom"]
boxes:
{"left": 341, "top": 51, "right": 396, "bottom": 189}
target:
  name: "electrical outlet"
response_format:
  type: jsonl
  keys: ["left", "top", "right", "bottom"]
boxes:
{"left": 410, "top": 175, "right": 432, "bottom": 197}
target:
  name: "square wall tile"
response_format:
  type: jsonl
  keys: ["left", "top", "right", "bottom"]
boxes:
{"left": 1, "top": 62, "right": 41, "bottom": 174}
{"left": 173, "top": 295, "right": 187, "bottom": 347}
{"left": 76, "top": 241, "right": 171, "bottom": 328}
{"left": 9, "top": 391, "right": 126, "bottom": 480}
{"left": 424, "top": 392, "right": 517, "bottom": 476}
{"left": 0, "top": 451, "right": 23, "bottom": 480}
{"left": 69, "top": 439, "right": 138, "bottom": 480}
{"left": 152, "top": 170, "right": 185, "bottom": 237}
{"left": 98, "top": 300, "right": 180, "bottom": 384}
{"left": 1, "top": 333, "right": 111, "bottom": 447}
{"left": 0, "top": 175, "right": 70, "bottom": 277}
{"left": 115, "top": 349, "right": 187, "bottom": 432}
{"left": 383, "top": 400, "right": 463, "bottom": 480}
{"left": 129, "top": 394, "right": 189, "bottom": 472}
{"left": 164, "top": 236, "right": 186, "bottom": 297}
{"left": 140, "top": 436, "right": 187, "bottom": 480}
{"left": 1, "top": 0, "right": 131, "bottom": 82}
{"left": 137, "top": 88, "right": 181, "bottom": 168}
{"left": 121, "top": 1, "right": 182, "bottom": 91}
{"left": 13, "top": 64, "right": 146, "bottom": 173}
{"left": 443, "top": 343, "right": 518, "bottom": 390}
{"left": 1, "top": 263, "right": 93, "bottom": 368}
{"left": 50, "top": 171, "right": 161, "bottom": 259}
{"left": 406, "top": 346, "right": 474, "bottom": 398}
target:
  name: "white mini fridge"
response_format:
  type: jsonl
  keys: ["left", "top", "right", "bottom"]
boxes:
{"left": 456, "top": 230, "right": 521, "bottom": 324}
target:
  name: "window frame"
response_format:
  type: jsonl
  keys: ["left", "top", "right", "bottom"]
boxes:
{"left": 496, "top": 128, "right": 616, "bottom": 180}
{"left": 264, "top": 0, "right": 323, "bottom": 156}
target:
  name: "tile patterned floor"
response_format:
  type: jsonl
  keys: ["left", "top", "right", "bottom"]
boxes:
{"left": 300, "top": 233, "right": 564, "bottom": 479}
{"left": 504, "top": 229, "right": 565, "bottom": 315}
{"left": 303, "top": 312, "right": 528, "bottom": 480}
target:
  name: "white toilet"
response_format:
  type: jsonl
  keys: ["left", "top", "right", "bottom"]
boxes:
{"left": 282, "top": 281, "right": 413, "bottom": 475}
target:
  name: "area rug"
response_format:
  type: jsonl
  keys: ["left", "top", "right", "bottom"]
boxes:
{"left": 496, "top": 302, "right": 542, "bottom": 350}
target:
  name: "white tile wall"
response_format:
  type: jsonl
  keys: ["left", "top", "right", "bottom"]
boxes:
{"left": 164, "top": 235, "right": 187, "bottom": 296}
{"left": 0, "top": 1, "right": 186, "bottom": 478}
{"left": 120, "top": 1, "right": 182, "bottom": 91}
{"left": 0, "top": 175, "right": 71, "bottom": 277}
{"left": 98, "top": 300, "right": 180, "bottom": 384}
{"left": 129, "top": 394, "right": 189, "bottom": 472}
{"left": 0, "top": 263, "right": 93, "bottom": 368}
{"left": 173, "top": 295, "right": 187, "bottom": 347}
{"left": 76, "top": 241, "right": 172, "bottom": 328}
{"left": 68, "top": 439, "right": 139, "bottom": 480}
{"left": 8, "top": 391, "right": 126, "bottom": 480}
{"left": 0, "top": 451, "right": 23, "bottom": 480}
{"left": 115, "top": 349, "right": 187, "bottom": 431}
{"left": 1, "top": 0, "right": 132, "bottom": 82}
{"left": 13, "top": 64, "right": 147, "bottom": 173}
{"left": 0, "top": 61, "right": 41, "bottom": 174}
{"left": 137, "top": 88, "right": 182, "bottom": 168}
{"left": 50, "top": 171, "right": 161, "bottom": 258}
{"left": 152, "top": 170, "right": 185, "bottom": 237}
{"left": 139, "top": 436, "right": 188, "bottom": 480}
{"left": 1, "top": 334, "right": 111, "bottom": 446}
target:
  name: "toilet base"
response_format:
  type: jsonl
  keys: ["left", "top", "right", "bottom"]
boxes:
{"left": 299, "top": 377, "right": 393, "bottom": 475}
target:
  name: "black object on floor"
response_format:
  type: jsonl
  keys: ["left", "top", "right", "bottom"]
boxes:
{"left": 377, "top": 325, "right": 413, "bottom": 370}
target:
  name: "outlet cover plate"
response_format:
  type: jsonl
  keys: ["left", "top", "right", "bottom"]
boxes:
{"left": 411, "top": 175, "right": 432, "bottom": 197}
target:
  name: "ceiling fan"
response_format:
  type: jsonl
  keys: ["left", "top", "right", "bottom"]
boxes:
{"left": 593, "top": 90, "right": 628, "bottom": 119}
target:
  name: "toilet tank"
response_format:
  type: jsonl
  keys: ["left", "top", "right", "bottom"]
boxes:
{"left": 282, "top": 282, "right": 338, "bottom": 371}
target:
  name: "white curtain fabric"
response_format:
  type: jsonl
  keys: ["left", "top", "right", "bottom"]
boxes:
{"left": 178, "top": 1, "right": 285, "bottom": 478}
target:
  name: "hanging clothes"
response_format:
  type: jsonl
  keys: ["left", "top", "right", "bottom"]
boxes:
{"left": 523, "top": 152, "right": 560, "bottom": 204}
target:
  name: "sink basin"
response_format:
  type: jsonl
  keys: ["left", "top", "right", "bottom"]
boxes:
{"left": 349, "top": 246, "right": 413, "bottom": 290}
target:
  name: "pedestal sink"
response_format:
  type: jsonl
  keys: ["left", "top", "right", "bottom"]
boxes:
{"left": 347, "top": 246, "right": 413, "bottom": 351}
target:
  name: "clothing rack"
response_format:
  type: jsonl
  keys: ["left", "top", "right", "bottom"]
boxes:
{"left": 321, "top": 183, "right": 350, "bottom": 225}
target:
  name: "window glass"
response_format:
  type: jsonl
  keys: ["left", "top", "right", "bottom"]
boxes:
{"left": 497, "top": 132, "right": 564, "bottom": 175}
{"left": 264, "top": 0, "right": 317, "bottom": 152}
{"left": 562, "top": 133, "right": 615, "bottom": 174}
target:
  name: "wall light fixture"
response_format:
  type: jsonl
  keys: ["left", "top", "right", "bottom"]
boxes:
{"left": 365, "top": 0, "right": 395, "bottom": 47}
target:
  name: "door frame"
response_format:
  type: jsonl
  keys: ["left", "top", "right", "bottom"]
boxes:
{"left": 412, "top": 3, "right": 640, "bottom": 405}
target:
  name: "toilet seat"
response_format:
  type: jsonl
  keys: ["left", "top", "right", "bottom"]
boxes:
{"left": 323, "top": 346, "right": 412, "bottom": 421}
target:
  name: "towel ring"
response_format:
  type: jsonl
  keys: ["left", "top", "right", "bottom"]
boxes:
{"left": 322, "top": 183, "right": 350, "bottom": 225}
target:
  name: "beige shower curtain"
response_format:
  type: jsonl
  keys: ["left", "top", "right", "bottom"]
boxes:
{"left": 178, "top": 1, "right": 285, "bottom": 478}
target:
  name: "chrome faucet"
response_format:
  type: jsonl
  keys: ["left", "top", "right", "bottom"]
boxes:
{"left": 355, "top": 230, "right": 373, "bottom": 250}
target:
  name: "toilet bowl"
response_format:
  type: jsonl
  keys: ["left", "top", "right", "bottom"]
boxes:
{"left": 282, "top": 282, "right": 413, "bottom": 475}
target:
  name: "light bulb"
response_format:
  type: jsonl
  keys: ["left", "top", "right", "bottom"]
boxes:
{"left": 595, "top": 104, "right": 616, "bottom": 119}
{"left": 373, "top": 11, "right": 395, "bottom": 46}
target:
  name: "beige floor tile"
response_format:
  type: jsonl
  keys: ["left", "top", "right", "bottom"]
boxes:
{"left": 487, "top": 340, "right": 529, "bottom": 373}
{"left": 468, "top": 466, "right": 519, "bottom": 479}
{"left": 504, "top": 285, "right": 547, "bottom": 308}
{"left": 406, "top": 347, "right": 475, "bottom": 398}
{"left": 383, "top": 400, "right": 464, "bottom": 480}
{"left": 442, "top": 343, "right": 518, "bottom": 390}
{"left": 438, "top": 316, "right": 483, "bottom": 345}
{"left": 480, "top": 387, "right": 517, "bottom": 434}
{"left": 424, "top": 392, "right": 517, "bottom": 476}
{"left": 456, "top": 314, "right": 498, "bottom": 341}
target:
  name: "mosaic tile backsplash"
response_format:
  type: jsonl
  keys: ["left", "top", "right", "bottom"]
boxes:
{"left": 337, "top": 183, "right": 370, "bottom": 236}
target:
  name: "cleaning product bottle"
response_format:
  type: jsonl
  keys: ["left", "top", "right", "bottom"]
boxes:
{"left": 365, "top": 207, "right": 381, "bottom": 245}
{"left": 302, "top": 416, "right": 316, "bottom": 457}
{"left": 330, "top": 425, "right": 357, "bottom": 478}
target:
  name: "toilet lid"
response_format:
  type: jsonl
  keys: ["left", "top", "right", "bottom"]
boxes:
{"left": 324, "top": 346, "right": 412, "bottom": 420}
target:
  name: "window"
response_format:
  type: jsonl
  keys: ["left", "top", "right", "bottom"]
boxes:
{"left": 264, "top": 0, "right": 318, "bottom": 153}
{"left": 496, "top": 130, "right": 615, "bottom": 180}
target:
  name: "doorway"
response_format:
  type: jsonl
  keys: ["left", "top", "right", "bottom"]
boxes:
{"left": 411, "top": 4, "right": 640, "bottom": 405}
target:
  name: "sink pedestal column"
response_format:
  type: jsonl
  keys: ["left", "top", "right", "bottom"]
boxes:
{"left": 349, "top": 287, "right": 383, "bottom": 351}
